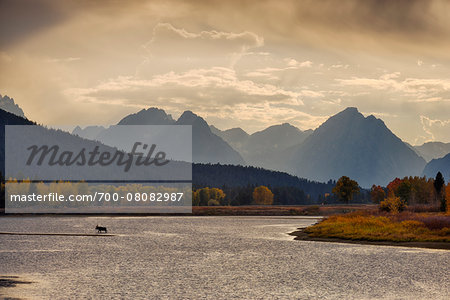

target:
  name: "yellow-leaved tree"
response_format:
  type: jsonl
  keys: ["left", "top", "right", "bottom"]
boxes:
{"left": 252, "top": 186, "right": 274, "bottom": 205}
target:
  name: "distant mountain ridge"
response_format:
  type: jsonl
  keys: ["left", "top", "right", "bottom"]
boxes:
{"left": 73, "top": 106, "right": 435, "bottom": 187}
{"left": 212, "top": 123, "right": 312, "bottom": 171}
{"left": 74, "top": 108, "right": 245, "bottom": 165}
{"left": 117, "top": 107, "right": 175, "bottom": 125}
{"left": 414, "top": 142, "right": 450, "bottom": 162}
{"left": 174, "top": 111, "right": 245, "bottom": 165}
{"left": 287, "top": 107, "right": 426, "bottom": 187}
{"left": 73, "top": 125, "right": 105, "bottom": 140}
{"left": 422, "top": 153, "right": 450, "bottom": 181}
{"left": 0, "top": 108, "right": 335, "bottom": 205}
{"left": 0, "top": 94, "right": 25, "bottom": 118}
{"left": 3, "top": 104, "right": 448, "bottom": 189}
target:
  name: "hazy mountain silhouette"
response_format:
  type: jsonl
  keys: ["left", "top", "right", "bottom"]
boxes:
{"left": 287, "top": 107, "right": 426, "bottom": 187}
{"left": 210, "top": 126, "right": 249, "bottom": 150}
{"left": 0, "top": 94, "right": 25, "bottom": 118}
{"left": 1, "top": 108, "right": 194, "bottom": 183}
{"left": 91, "top": 108, "right": 245, "bottom": 165}
{"left": 247, "top": 123, "right": 311, "bottom": 153}
{"left": 117, "top": 107, "right": 175, "bottom": 125}
{"left": 212, "top": 123, "right": 311, "bottom": 171}
{"left": 72, "top": 125, "right": 106, "bottom": 140}
{"left": 0, "top": 109, "right": 34, "bottom": 173}
{"left": 414, "top": 142, "right": 450, "bottom": 162}
{"left": 175, "top": 111, "right": 244, "bottom": 165}
{"left": 422, "top": 153, "right": 450, "bottom": 181}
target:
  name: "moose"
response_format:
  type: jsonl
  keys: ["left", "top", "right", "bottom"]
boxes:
{"left": 95, "top": 225, "right": 108, "bottom": 233}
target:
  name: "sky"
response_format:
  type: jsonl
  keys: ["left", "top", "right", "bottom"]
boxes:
{"left": 1, "top": 0, "right": 450, "bottom": 145}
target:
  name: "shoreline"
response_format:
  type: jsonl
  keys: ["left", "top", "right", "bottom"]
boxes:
{"left": 0, "top": 232, "right": 115, "bottom": 236}
{"left": 0, "top": 204, "right": 375, "bottom": 217}
{"left": 289, "top": 227, "right": 450, "bottom": 250}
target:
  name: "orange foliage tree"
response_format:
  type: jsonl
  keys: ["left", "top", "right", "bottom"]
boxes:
{"left": 386, "top": 176, "right": 435, "bottom": 206}
{"left": 386, "top": 178, "right": 402, "bottom": 197}
{"left": 370, "top": 185, "right": 385, "bottom": 204}
{"left": 252, "top": 186, "right": 274, "bottom": 205}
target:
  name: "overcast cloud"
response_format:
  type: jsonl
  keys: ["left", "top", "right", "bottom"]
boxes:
{"left": 1, "top": 0, "right": 449, "bottom": 144}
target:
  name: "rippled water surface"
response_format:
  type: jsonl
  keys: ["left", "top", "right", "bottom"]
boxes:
{"left": 0, "top": 216, "right": 449, "bottom": 299}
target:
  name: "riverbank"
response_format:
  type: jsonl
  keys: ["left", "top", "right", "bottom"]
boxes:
{"left": 0, "top": 204, "right": 375, "bottom": 216}
{"left": 290, "top": 211, "right": 450, "bottom": 250}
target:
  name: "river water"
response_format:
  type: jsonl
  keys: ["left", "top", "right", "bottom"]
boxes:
{"left": 0, "top": 216, "right": 449, "bottom": 299}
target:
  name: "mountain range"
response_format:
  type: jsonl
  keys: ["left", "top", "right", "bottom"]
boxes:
{"left": 211, "top": 108, "right": 449, "bottom": 186}
{"left": 422, "top": 153, "right": 450, "bottom": 180}
{"left": 73, "top": 108, "right": 245, "bottom": 165}
{"left": 413, "top": 142, "right": 450, "bottom": 162}
{"left": 285, "top": 108, "right": 427, "bottom": 187}
{"left": 0, "top": 108, "right": 335, "bottom": 204}
{"left": 211, "top": 123, "right": 312, "bottom": 171}
{"left": 2, "top": 94, "right": 449, "bottom": 187}
{"left": 72, "top": 106, "right": 449, "bottom": 187}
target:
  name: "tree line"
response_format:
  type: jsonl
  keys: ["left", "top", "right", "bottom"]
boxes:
{"left": 370, "top": 172, "right": 448, "bottom": 213}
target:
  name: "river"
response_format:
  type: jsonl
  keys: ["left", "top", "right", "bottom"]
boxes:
{"left": 0, "top": 216, "right": 449, "bottom": 299}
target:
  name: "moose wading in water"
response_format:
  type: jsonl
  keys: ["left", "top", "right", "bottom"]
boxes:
{"left": 95, "top": 225, "right": 107, "bottom": 233}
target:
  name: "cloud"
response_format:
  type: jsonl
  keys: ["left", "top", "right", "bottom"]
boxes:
{"left": 66, "top": 67, "right": 311, "bottom": 109}
{"left": 336, "top": 74, "right": 450, "bottom": 97}
{"left": 140, "top": 23, "right": 264, "bottom": 73}
{"left": 201, "top": 102, "right": 329, "bottom": 133}
{"left": 0, "top": 0, "right": 69, "bottom": 48}
{"left": 284, "top": 58, "right": 313, "bottom": 68}
{"left": 45, "top": 57, "right": 81, "bottom": 63}
{"left": 328, "top": 64, "right": 349, "bottom": 70}
{"left": 65, "top": 66, "right": 332, "bottom": 133}
{"left": 149, "top": 23, "right": 264, "bottom": 52}
{"left": 0, "top": 52, "right": 12, "bottom": 62}
{"left": 2, "top": 0, "right": 450, "bottom": 143}
{"left": 420, "top": 115, "right": 450, "bottom": 142}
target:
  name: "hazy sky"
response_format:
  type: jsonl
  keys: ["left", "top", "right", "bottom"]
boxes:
{"left": 1, "top": 0, "right": 450, "bottom": 144}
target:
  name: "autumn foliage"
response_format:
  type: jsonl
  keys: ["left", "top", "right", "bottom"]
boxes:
{"left": 332, "top": 176, "right": 360, "bottom": 203}
{"left": 379, "top": 196, "right": 406, "bottom": 213}
{"left": 382, "top": 176, "right": 437, "bottom": 211}
{"left": 192, "top": 187, "right": 226, "bottom": 206}
{"left": 252, "top": 186, "right": 274, "bottom": 205}
{"left": 370, "top": 185, "right": 385, "bottom": 203}
{"left": 305, "top": 211, "right": 450, "bottom": 243}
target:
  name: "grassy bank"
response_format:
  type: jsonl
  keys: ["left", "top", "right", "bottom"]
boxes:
{"left": 0, "top": 204, "right": 376, "bottom": 216}
{"left": 192, "top": 205, "right": 375, "bottom": 216}
{"left": 293, "top": 211, "right": 450, "bottom": 249}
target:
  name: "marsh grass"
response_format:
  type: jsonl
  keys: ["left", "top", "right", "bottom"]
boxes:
{"left": 305, "top": 211, "right": 450, "bottom": 242}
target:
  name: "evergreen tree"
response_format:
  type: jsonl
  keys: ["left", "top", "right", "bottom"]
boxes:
{"left": 434, "top": 172, "right": 445, "bottom": 211}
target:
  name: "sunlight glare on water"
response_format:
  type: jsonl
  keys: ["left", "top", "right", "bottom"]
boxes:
{"left": 0, "top": 216, "right": 449, "bottom": 299}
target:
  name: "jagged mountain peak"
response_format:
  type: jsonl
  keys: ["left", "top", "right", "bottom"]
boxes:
{"left": 176, "top": 110, "right": 210, "bottom": 131}
{"left": 117, "top": 107, "right": 174, "bottom": 125}
{"left": 288, "top": 107, "right": 426, "bottom": 187}
{"left": 0, "top": 94, "right": 25, "bottom": 118}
